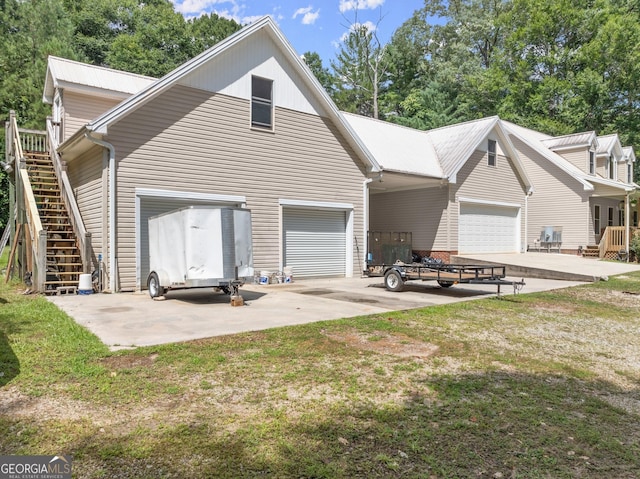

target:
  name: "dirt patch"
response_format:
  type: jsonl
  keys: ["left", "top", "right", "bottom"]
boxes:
{"left": 323, "top": 329, "right": 439, "bottom": 359}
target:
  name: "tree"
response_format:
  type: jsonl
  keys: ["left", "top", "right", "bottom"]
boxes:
{"left": 302, "top": 51, "right": 336, "bottom": 97}
{"left": 0, "top": 0, "right": 80, "bottom": 229}
{"left": 331, "top": 15, "right": 389, "bottom": 118}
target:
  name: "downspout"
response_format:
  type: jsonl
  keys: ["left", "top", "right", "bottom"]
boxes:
{"left": 525, "top": 189, "right": 533, "bottom": 253}
{"left": 85, "top": 132, "right": 117, "bottom": 291}
{"left": 362, "top": 177, "right": 373, "bottom": 275}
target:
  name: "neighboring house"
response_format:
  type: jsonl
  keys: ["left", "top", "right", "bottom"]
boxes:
{"left": 42, "top": 16, "right": 380, "bottom": 291}
{"left": 503, "top": 122, "right": 638, "bottom": 253}
{"left": 343, "top": 114, "right": 533, "bottom": 261}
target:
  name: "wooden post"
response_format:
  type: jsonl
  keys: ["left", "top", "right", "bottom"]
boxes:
{"left": 35, "top": 230, "right": 47, "bottom": 292}
{"left": 84, "top": 232, "right": 92, "bottom": 273}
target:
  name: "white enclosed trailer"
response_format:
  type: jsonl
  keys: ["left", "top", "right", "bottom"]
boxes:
{"left": 147, "top": 206, "right": 253, "bottom": 298}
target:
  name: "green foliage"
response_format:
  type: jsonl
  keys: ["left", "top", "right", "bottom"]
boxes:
{"left": 630, "top": 232, "right": 640, "bottom": 262}
{"left": 302, "top": 51, "right": 336, "bottom": 97}
{"left": 0, "top": 0, "right": 241, "bottom": 228}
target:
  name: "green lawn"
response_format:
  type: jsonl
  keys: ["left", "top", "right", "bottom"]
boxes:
{"left": 1, "top": 261, "right": 640, "bottom": 478}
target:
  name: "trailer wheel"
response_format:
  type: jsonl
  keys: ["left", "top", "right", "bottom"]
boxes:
{"left": 148, "top": 272, "right": 164, "bottom": 298}
{"left": 384, "top": 269, "right": 404, "bottom": 292}
{"left": 437, "top": 280, "right": 454, "bottom": 288}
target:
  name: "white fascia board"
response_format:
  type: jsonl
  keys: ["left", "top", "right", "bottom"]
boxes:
{"left": 495, "top": 121, "right": 533, "bottom": 194}
{"left": 279, "top": 199, "right": 354, "bottom": 210}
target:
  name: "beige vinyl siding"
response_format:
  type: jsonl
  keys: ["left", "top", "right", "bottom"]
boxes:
{"left": 369, "top": 186, "right": 450, "bottom": 251}
{"left": 106, "top": 85, "right": 367, "bottom": 290}
{"left": 63, "top": 91, "right": 120, "bottom": 143}
{"left": 67, "top": 145, "right": 104, "bottom": 269}
{"left": 510, "top": 136, "right": 590, "bottom": 250}
{"left": 451, "top": 150, "right": 527, "bottom": 250}
{"left": 556, "top": 147, "right": 589, "bottom": 173}
{"left": 619, "top": 161, "right": 630, "bottom": 183}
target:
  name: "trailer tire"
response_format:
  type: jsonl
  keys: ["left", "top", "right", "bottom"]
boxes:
{"left": 437, "top": 280, "right": 454, "bottom": 288}
{"left": 384, "top": 269, "right": 404, "bottom": 292}
{"left": 148, "top": 272, "right": 164, "bottom": 298}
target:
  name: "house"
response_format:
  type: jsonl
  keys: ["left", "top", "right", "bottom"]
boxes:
{"left": 7, "top": 16, "right": 380, "bottom": 292}
{"left": 343, "top": 113, "right": 638, "bottom": 262}
{"left": 343, "top": 114, "right": 533, "bottom": 261}
{"left": 503, "top": 122, "right": 638, "bottom": 255}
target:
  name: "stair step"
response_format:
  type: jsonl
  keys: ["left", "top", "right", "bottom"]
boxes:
{"left": 47, "top": 263, "right": 83, "bottom": 268}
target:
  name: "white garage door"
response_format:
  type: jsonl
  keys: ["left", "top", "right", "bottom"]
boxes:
{"left": 138, "top": 196, "right": 241, "bottom": 288}
{"left": 283, "top": 208, "right": 346, "bottom": 278}
{"left": 459, "top": 203, "right": 520, "bottom": 253}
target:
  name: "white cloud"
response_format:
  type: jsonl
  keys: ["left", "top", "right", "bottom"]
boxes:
{"left": 339, "top": 20, "right": 376, "bottom": 41}
{"left": 170, "top": 0, "right": 262, "bottom": 25}
{"left": 338, "top": 0, "right": 385, "bottom": 13}
{"left": 293, "top": 6, "right": 320, "bottom": 25}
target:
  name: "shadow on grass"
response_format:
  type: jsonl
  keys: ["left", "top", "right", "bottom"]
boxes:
{"left": 11, "top": 370, "right": 638, "bottom": 478}
{"left": 0, "top": 332, "right": 19, "bottom": 387}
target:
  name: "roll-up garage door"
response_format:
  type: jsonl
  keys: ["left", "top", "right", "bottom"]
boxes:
{"left": 283, "top": 208, "right": 346, "bottom": 278}
{"left": 459, "top": 203, "right": 520, "bottom": 253}
{"left": 139, "top": 197, "right": 240, "bottom": 288}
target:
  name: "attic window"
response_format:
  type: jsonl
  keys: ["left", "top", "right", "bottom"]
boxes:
{"left": 487, "top": 139, "right": 496, "bottom": 166}
{"left": 628, "top": 163, "right": 633, "bottom": 183}
{"left": 589, "top": 150, "right": 595, "bottom": 175}
{"left": 608, "top": 155, "right": 615, "bottom": 180}
{"left": 251, "top": 76, "right": 273, "bottom": 130}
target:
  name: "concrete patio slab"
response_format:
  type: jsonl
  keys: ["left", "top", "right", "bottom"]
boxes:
{"left": 453, "top": 252, "right": 640, "bottom": 282}
{"left": 49, "top": 275, "right": 585, "bottom": 350}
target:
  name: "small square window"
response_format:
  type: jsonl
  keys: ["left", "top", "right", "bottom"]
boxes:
{"left": 488, "top": 139, "right": 496, "bottom": 166}
{"left": 251, "top": 76, "right": 273, "bottom": 130}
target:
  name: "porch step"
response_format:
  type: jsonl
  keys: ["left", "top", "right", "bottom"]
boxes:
{"left": 582, "top": 246, "right": 600, "bottom": 258}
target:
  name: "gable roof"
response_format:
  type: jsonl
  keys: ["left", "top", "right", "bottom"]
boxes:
{"left": 58, "top": 16, "right": 379, "bottom": 173}
{"left": 541, "top": 131, "right": 597, "bottom": 151}
{"left": 596, "top": 133, "right": 624, "bottom": 159}
{"left": 343, "top": 114, "right": 532, "bottom": 191}
{"left": 341, "top": 113, "right": 443, "bottom": 179}
{"left": 623, "top": 146, "right": 636, "bottom": 163}
{"left": 503, "top": 121, "right": 637, "bottom": 192}
{"left": 502, "top": 121, "right": 595, "bottom": 191}
{"left": 43, "top": 56, "right": 156, "bottom": 104}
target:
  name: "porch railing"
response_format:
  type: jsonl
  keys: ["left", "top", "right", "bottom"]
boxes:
{"left": 8, "top": 112, "right": 47, "bottom": 291}
{"left": 46, "top": 118, "right": 92, "bottom": 273}
{"left": 598, "top": 226, "right": 637, "bottom": 259}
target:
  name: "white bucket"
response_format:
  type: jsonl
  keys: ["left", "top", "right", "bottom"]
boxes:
{"left": 78, "top": 273, "right": 93, "bottom": 294}
{"left": 283, "top": 267, "right": 293, "bottom": 283}
{"left": 259, "top": 271, "right": 272, "bottom": 285}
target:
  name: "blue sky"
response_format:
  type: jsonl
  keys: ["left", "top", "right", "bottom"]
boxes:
{"left": 169, "top": 0, "right": 426, "bottom": 67}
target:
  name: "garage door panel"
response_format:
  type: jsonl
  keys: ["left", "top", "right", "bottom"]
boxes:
{"left": 459, "top": 203, "right": 519, "bottom": 254}
{"left": 283, "top": 208, "right": 346, "bottom": 278}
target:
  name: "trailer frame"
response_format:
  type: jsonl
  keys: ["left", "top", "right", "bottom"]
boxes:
{"left": 366, "top": 261, "right": 525, "bottom": 296}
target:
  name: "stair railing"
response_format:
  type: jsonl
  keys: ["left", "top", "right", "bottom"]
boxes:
{"left": 8, "top": 111, "right": 47, "bottom": 291}
{"left": 598, "top": 226, "right": 626, "bottom": 258}
{"left": 46, "top": 117, "right": 92, "bottom": 273}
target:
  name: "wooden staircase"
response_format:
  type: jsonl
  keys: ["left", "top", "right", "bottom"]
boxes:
{"left": 25, "top": 150, "right": 83, "bottom": 292}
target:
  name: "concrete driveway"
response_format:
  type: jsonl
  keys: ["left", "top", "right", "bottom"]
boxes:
{"left": 49, "top": 275, "right": 585, "bottom": 350}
